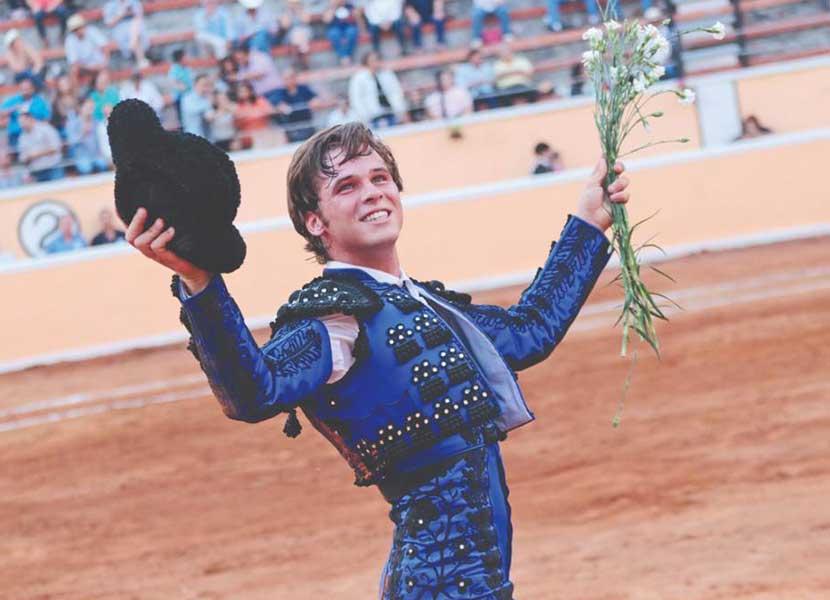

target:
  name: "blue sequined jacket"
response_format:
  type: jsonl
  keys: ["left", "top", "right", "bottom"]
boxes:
{"left": 176, "top": 214, "right": 611, "bottom": 487}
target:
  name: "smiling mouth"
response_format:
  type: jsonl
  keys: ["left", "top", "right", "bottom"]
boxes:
{"left": 361, "top": 209, "right": 391, "bottom": 223}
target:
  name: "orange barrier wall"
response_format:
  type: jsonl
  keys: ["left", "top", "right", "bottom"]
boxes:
{"left": 736, "top": 64, "right": 830, "bottom": 132}
{"left": 0, "top": 94, "right": 698, "bottom": 259}
{"left": 2, "top": 134, "right": 829, "bottom": 367}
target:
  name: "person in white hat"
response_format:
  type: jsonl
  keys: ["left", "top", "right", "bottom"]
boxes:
{"left": 4, "top": 29, "right": 45, "bottom": 88}
{"left": 235, "top": 0, "right": 278, "bottom": 53}
{"left": 64, "top": 14, "right": 109, "bottom": 88}
{"left": 195, "top": 0, "right": 236, "bottom": 60}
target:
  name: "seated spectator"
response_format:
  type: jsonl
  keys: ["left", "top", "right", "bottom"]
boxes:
{"left": 4, "top": 30, "right": 45, "bottom": 89}
{"left": 454, "top": 48, "right": 496, "bottom": 109}
{"left": 195, "top": 0, "right": 236, "bottom": 60}
{"left": 363, "top": 0, "right": 408, "bottom": 56}
{"left": 735, "top": 115, "right": 774, "bottom": 141}
{"left": 233, "top": 45, "right": 283, "bottom": 106}
{"left": 405, "top": 88, "right": 427, "bottom": 123}
{"left": 90, "top": 208, "right": 126, "bottom": 246}
{"left": 17, "top": 110, "right": 64, "bottom": 183}
{"left": 279, "top": 0, "right": 314, "bottom": 70}
{"left": 349, "top": 52, "right": 407, "bottom": 128}
{"left": 216, "top": 55, "right": 239, "bottom": 93}
{"left": 233, "top": 81, "right": 283, "bottom": 148}
{"left": 326, "top": 96, "right": 357, "bottom": 127}
{"left": 64, "top": 15, "right": 109, "bottom": 88}
{"left": 90, "top": 70, "right": 120, "bottom": 122}
{"left": 405, "top": 0, "right": 446, "bottom": 50}
{"left": 66, "top": 97, "right": 110, "bottom": 175}
{"left": 27, "top": 0, "right": 72, "bottom": 47}
{"left": 45, "top": 215, "right": 86, "bottom": 254}
{"left": 493, "top": 44, "right": 537, "bottom": 106}
{"left": 324, "top": 0, "right": 360, "bottom": 66}
{"left": 531, "top": 141, "right": 564, "bottom": 174}
{"left": 270, "top": 68, "right": 320, "bottom": 143}
{"left": 471, "top": 0, "right": 512, "bottom": 47}
{"left": 425, "top": 69, "right": 473, "bottom": 120}
{"left": 168, "top": 48, "right": 194, "bottom": 119}
{"left": 120, "top": 69, "right": 164, "bottom": 116}
{"left": 235, "top": 0, "right": 278, "bottom": 53}
{"left": 209, "top": 90, "right": 242, "bottom": 152}
{"left": 180, "top": 74, "right": 215, "bottom": 137}
{"left": 0, "top": 144, "right": 28, "bottom": 189}
{"left": 546, "top": 0, "right": 600, "bottom": 31}
{"left": 50, "top": 74, "right": 78, "bottom": 137}
{"left": 103, "top": 0, "right": 150, "bottom": 68}
{"left": 1, "top": 76, "right": 52, "bottom": 148}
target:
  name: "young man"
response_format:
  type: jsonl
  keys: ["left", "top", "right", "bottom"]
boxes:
{"left": 125, "top": 123, "right": 631, "bottom": 598}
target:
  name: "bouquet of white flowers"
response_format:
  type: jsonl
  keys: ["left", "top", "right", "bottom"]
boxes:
{"left": 581, "top": 6, "right": 725, "bottom": 423}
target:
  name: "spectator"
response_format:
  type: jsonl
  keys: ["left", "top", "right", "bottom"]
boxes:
{"left": 120, "top": 69, "right": 164, "bottom": 116}
{"left": 0, "top": 76, "right": 52, "bottom": 147}
{"left": 180, "top": 74, "right": 215, "bottom": 137}
{"left": 325, "top": 96, "right": 357, "bottom": 127}
{"left": 0, "top": 145, "right": 28, "bottom": 189}
{"left": 4, "top": 29, "right": 45, "bottom": 88}
{"left": 90, "top": 70, "right": 120, "bottom": 122}
{"left": 279, "top": 0, "right": 314, "bottom": 69}
{"left": 233, "top": 45, "right": 283, "bottom": 105}
{"left": 27, "top": 0, "right": 72, "bottom": 47}
{"left": 570, "top": 61, "right": 585, "bottom": 96}
{"left": 216, "top": 55, "right": 240, "bottom": 93}
{"left": 90, "top": 208, "right": 126, "bottom": 246}
{"left": 471, "top": 0, "right": 511, "bottom": 47}
{"left": 405, "top": 88, "right": 427, "bottom": 123}
{"left": 363, "top": 0, "right": 408, "bottom": 56}
{"left": 425, "top": 69, "right": 473, "bottom": 120}
{"left": 735, "top": 115, "right": 774, "bottom": 141}
{"left": 45, "top": 215, "right": 86, "bottom": 254}
{"left": 209, "top": 90, "right": 242, "bottom": 152}
{"left": 168, "top": 48, "right": 194, "bottom": 118}
{"left": 531, "top": 141, "right": 564, "bottom": 174}
{"left": 64, "top": 15, "right": 109, "bottom": 88}
{"left": 348, "top": 52, "right": 407, "bottom": 128}
{"left": 195, "top": 0, "right": 236, "bottom": 60}
{"left": 66, "top": 97, "right": 110, "bottom": 175}
{"left": 324, "top": 0, "right": 360, "bottom": 66}
{"left": 493, "top": 43, "right": 537, "bottom": 106}
{"left": 17, "top": 110, "right": 64, "bottom": 183}
{"left": 271, "top": 68, "right": 320, "bottom": 143}
{"left": 50, "top": 74, "right": 78, "bottom": 137}
{"left": 103, "top": 0, "right": 150, "bottom": 68}
{"left": 405, "top": 0, "right": 446, "bottom": 50}
{"left": 546, "top": 0, "right": 600, "bottom": 31}
{"left": 235, "top": 0, "right": 278, "bottom": 53}
{"left": 233, "top": 81, "right": 283, "bottom": 148}
{"left": 454, "top": 48, "right": 496, "bottom": 109}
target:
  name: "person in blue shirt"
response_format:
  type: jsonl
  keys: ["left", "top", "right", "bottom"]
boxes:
{"left": 0, "top": 76, "right": 51, "bottom": 148}
{"left": 44, "top": 215, "right": 87, "bottom": 254}
{"left": 270, "top": 68, "right": 320, "bottom": 143}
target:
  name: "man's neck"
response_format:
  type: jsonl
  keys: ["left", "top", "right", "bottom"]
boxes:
{"left": 328, "top": 250, "right": 401, "bottom": 278}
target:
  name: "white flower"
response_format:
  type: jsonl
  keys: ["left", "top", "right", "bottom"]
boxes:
{"left": 633, "top": 73, "right": 649, "bottom": 93}
{"left": 678, "top": 88, "right": 696, "bottom": 104}
{"left": 581, "top": 49, "right": 601, "bottom": 71}
{"left": 582, "top": 27, "right": 604, "bottom": 45}
{"left": 652, "top": 37, "right": 671, "bottom": 64}
{"left": 649, "top": 64, "right": 666, "bottom": 81}
{"left": 708, "top": 21, "right": 726, "bottom": 40}
{"left": 605, "top": 20, "right": 621, "bottom": 32}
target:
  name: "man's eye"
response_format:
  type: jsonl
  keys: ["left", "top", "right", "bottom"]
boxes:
{"left": 338, "top": 183, "right": 354, "bottom": 192}
{"left": 372, "top": 175, "right": 388, "bottom": 184}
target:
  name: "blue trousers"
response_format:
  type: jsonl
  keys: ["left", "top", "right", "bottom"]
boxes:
{"left": 379, "top": 441, "right": 515, "bottom": 599}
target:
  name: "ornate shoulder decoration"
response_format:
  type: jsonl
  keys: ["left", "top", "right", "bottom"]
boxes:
{"left": 414, "top": 279, "right": 473, "bottom": 307}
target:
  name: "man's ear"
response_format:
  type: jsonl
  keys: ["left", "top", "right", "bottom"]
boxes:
{"left": 305, "top": 211, "right": 326, "bottom": 237}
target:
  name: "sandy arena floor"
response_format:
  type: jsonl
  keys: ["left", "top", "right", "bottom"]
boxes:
{"left": 2, "top": 236, "right": 830, "bottom": 600}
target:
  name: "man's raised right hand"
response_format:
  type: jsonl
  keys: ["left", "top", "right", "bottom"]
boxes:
{"left": 125, "top": 207, "right": 213, "bottom": 295}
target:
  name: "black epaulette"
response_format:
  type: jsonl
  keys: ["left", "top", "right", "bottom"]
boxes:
{"left": 415, "top": 279, "right": 473, "bottom": 307}
{"left": 270, "top": 274, "right": 383, "bottom": 334}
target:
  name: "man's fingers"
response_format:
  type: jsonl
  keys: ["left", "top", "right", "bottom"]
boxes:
{"left": 608, "top": 175, "right": 629, "bottom": 194}
{"left": 125, "top": 207, "right": 147, "bottom": 244}
{"left": 610, "top": 191, "right": 630, "bottom": 203}
{"left": 149, "top": 226, "right": 175, "bottom": 254}
{"left": 614, "top": 161, "right": 625, "bottom": 174}
{"left": 132, "top": 217, "right": 166, "bottom": 253}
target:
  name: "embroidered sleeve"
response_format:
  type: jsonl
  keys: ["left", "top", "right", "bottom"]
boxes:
{"left": 461, "top": 214, "right": 612, "bottom": 371}
{"left": 174, "top": 274, "right": 333, "bottom": 423}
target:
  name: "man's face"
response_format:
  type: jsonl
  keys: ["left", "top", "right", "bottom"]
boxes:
{"left": 305, "top": 149, "right": 403, "bottom": 262}
{"left": 20, "top": 114, "right": 34, "bottom": 131}
{"left": 59, "top": 216, "right": 75, "bottom": 236}
{"left": 195, "top": 77, "right": 212, "bottom": 96}
{"left": 20, "top": 79, "right": 34, "bottom": 99}
{"left": 99, "top": 208, "right": 114, "bottom": 228}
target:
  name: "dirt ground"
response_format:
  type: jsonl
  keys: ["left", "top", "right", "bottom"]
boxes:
{"left": 2, "top": 236, "right": 830, "bottom": 600}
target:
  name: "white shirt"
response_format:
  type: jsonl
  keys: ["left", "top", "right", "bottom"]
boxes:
{"left": 322, "top": 261, "right": 430, "bottom": 383}
{"left": 64, "top": 27, "right": 108, "bottom": 67}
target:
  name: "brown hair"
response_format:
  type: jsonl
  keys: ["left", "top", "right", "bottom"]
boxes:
{"left": 286, "top": 122, "right": 404, "bottom": 263}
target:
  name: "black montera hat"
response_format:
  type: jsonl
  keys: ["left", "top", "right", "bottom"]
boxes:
{"left": 107, "top": 99, "right": 246, "bottom": 273}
